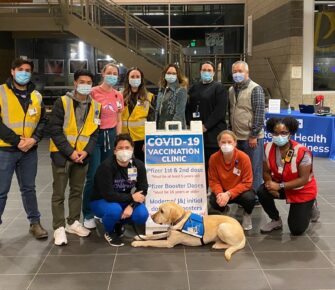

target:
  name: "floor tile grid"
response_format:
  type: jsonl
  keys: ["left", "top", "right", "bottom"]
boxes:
{"left": 245, "top": 239, "right": 273, "bottom": 290}
{"left": 0, "top": 180, "right": 53, "bottom": 235}
{"left": 107, "top": 247, "right": 119, "bottom": 289}
{"left": 26, "top": 244, "right": 56, "bottom": 290}
{"left": 183, "top": 247, "right": 191, "bottom": 290}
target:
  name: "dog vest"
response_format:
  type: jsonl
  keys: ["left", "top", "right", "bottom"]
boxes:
{"left": 181, "top": 213, "right": 205, "bottom": 241}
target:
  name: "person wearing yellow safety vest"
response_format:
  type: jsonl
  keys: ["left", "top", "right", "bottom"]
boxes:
{"left": 48, "top": 69, "right": 100, "bottom": 246}
{"left": 122, "top": 67, "right": 155, "bottom": 162}
{"left": 0, "top": 58, "right": 48, "bottom": 239}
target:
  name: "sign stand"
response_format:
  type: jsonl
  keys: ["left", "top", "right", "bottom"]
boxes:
{"left": 145, "top": 121, "right": 207, "bottom": 234}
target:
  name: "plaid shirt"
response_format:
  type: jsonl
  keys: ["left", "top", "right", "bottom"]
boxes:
{"left": 233, "top": 79, "right": 265, "bottom": 137}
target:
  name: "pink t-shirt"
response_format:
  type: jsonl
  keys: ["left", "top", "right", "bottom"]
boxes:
{"left": 91, "top": 86, "right": 124, "bottom": 129}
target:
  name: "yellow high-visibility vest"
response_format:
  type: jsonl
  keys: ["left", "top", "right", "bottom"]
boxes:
{"left": 49, "top": 95, "right": 101, "bottom": 152}
{"left": 0, "top": 84, "right": 42, "bottom": 147}
{"left": 122, "top": 92, "right": 154, "bottom": 141}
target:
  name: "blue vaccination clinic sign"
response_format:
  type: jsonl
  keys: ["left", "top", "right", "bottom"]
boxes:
{"left": 145, "top": 134, "right": 204, "bottom": 164}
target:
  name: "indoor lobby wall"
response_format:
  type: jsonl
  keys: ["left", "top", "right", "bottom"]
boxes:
{"left": 0, "top": 32, "right": 15, "bottom": 83}
{"left": 245, "top": 0, "right": 304, "bottom": 110}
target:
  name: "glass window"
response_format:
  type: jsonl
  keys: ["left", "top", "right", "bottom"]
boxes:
{"left": 314, "top": 1, "right": 335, "bottom": 90}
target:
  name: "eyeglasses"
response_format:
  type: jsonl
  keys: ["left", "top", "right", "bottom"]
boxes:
{"left": 272, "top": 131, "right": 290, "bottom": 136}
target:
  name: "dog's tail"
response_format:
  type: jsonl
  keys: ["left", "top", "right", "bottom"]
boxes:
{"left": 224, "top": 235, "right": 246, "bottom": 262}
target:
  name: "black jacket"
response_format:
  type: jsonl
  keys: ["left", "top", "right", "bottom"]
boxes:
{"left": 187, "top": 81, "right": 228, "bottom": 148}
{"left": 0, "top": 79, "right": 48, "bottom": 152}
{"left": 48, "top": 96, "right": 99, "bottom": 167}
{"left": 91, "top": 156, "right": 148, "bottom": 204}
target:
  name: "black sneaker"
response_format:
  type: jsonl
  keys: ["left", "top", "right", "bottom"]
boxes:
{"left": 114, "top": 223, "right": 125, "bottom": 238}
{"left": 104, "top": 232, "right": 124, "bottom": 247}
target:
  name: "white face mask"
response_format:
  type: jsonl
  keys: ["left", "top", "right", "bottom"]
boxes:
{"left": 116, "top": 150, "right": 133, "bottom": 162}
{"left": 220, "top": 144, "right": 234, "bottom": 154}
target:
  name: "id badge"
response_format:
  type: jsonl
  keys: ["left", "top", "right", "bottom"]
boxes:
{"left": 233, "top": 167, "right": 241, "bottom": 176}
{"left": 278, "top": 166, "right": 283, "bottom": 174}
{"left": 94, "top": 118, "right": 101, "bottom": 125}
{"left": 28, "top": 108, "right": 37, "bottom": 116}
{"left": 192, "top": 112, "right": 200, "bottom": 118}
{"left": 137, "top": 100, "right": 143, "bottom": 106}
{"left": 128, "top": 168, "right": 137, "bottom": 181}
{"left": 116, "top": 101, "right": 122, "bottom": 110}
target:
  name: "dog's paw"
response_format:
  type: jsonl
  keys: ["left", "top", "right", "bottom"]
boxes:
{"left": 134, "top": 235, "right": 146, "bottom": 241}
{"left": 131, "top": 241, "right": 142, "bottom": 247}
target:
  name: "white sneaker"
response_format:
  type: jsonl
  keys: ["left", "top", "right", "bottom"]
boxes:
{"left": 83, "top": 218, "right": 96, "bottom": 229}
{"left": 260, "top": 218, "right": 283, "bottom": 233}
{"left": 54, "top": 227, "right": 68, "bottom": 246}
{"left": 66, "top": 220, "right": 91, "bottom": 237}
{"left": 242, "top": 212, "right": 253, "bottom": 231}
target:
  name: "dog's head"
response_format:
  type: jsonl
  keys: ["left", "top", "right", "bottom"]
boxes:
{"left": 151, "top": 202, "right": 185, "bottom": 225}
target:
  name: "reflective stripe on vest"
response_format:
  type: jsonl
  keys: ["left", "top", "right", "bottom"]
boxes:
{"left": 122, "top": 119, "right": 146, "bottom": 127}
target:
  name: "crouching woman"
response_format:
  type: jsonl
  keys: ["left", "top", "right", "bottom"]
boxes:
{"left": 90, "top": 133, "right": 149, "bottom": 246}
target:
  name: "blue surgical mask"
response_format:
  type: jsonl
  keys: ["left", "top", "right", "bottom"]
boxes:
{"left": 129, "top": 78, "right": 141, "bottom": 88}
{"left": 272, "top": 135, "right": 289, "bottom": 147}
{"left": 232, "top": 72, "right": 245, "bottom": 83}
{"left": 165, "top": 74, "right": 177, "bottom": 84}
{"left": 77, "top": 84, "right": 92, "bottom": 95}
{"left": 201, "top": 71, "right": 213, "bottom": 82}
{"left": 14, "top": 71, "right": 31, "bottom": 85}
{"left": 104, "top": 75, "right": 118, "bottom": 86}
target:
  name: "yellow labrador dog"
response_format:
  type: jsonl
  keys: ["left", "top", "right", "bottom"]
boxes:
{"left": 131, "top": 202, "right": 246, "bottom": 261}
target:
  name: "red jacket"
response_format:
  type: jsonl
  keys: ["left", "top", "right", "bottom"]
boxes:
{"left": 264, "top": 140, "right": 317, "bottom": 203}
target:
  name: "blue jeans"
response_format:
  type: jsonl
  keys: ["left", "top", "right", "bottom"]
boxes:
{"left": 90, "top": 200, "right": 149, "bottom": 234}
{"left": 237, "top": 138, "right": 264, "bottom": 193}
{"left": 0, "top": 149, "right": 40, "bottom": 225}
{"left": 82, "top": 128, "right": 116, "bottom": 219}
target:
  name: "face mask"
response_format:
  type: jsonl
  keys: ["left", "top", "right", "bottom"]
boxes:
{"left": 201, "top": 71, "right": 213, "bottom": 82}
{"left": 165, "top": 74, "right": 177, "bottom": 84}
{"left": 116, "top": 150, "right": 133, "bottom": 162}
{"left": 232, "top": 72, "right": 245, "bottom": 83}
{"left": 14, "top": 71, "right": 31, "bottom": 85}
{"left": 272, "top": 135, "right": 289, "bottom": 147}
{"left": 129, "top": 78, "right": 141, "bottom": 88}
{"left": 76, "top": 84, "right": 92, "bottom": 95}
{"left": 220, "top": 144, "right": 234, "bottom": 154}
{"left": 104, "top": 75, "right": 118, "bottom": 86}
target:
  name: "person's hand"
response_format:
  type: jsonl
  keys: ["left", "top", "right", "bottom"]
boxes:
{"left": 248, "top": 137, "right": 257, "bottom": 148}
{"left": 269, "top": 190, "right": 280, "bottom": 198}
{"left": 132, "top": 191, "right": 145, "bottom": 203}
{"left": 121, "top": 205, "right": 133, "bottom": 219}
{"left": 216, "top": 192, "right": 230, "bottom": 207}
{"left": 76, "top": 151, "right": 88, "bottom": 163}
{"left": 265, "top": 180, "right": 280, "bottom": 192}
{"left": 70, "top": 151, "right": 80, "bottom": 162}
{"left": 18, "top": 137, "right": 37, "bottom": 152}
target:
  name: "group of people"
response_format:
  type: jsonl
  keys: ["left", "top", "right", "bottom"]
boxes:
{"left": 0, "top": 57, "right": 320, "bottom": 248}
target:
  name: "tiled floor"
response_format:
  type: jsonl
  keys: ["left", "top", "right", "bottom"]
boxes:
{"left": 1, "top": 141, "right": 335, "bottom": 290}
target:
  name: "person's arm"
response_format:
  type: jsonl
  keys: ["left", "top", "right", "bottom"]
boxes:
{"left": 134, "top": 160, "right": 148, "bottom": 196}
{"left": 147, "top": 94, "right": 156, "bottom": 122}
{"left": 172, "top": 87, "right": 188, "bottom": 123}
{"left": 49, "top": 98, "right": 74, "bottom": 157}
{"left": 250, "top": 86, "right": 265, "bottom": 138}
{"left": 203, "top": 84, "right": 228, "bottom": 130}
{"left": 208, "top": 154, "right": 224, "bottom": 195}
{"left": 116, "top": 112, "right": 122, "bottom": 134}
{"left": 94, "top": 162, "right": 133, "bottom": 203}
{"left": 83, "top": 128, "right": 99, "bottom": 155}
{"left": 32, "top": 99, "right": 48, "bottom": 142}
{"left": 228, "top": 155, "right": 253, "bottom": 199}
{"left": 0, "top": 107, "right": 20, "bottom": 146}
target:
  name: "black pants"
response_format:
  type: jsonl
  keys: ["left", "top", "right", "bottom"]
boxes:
{"left": 210, "top": 190, "right": 256, "bottom": 214}
{"left": 257, "top": 184, "right": 315, "bottom": 236}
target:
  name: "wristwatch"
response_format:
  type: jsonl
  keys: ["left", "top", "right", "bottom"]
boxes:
{"left": 279, "top": 182, "right": 285, "bottom": 189}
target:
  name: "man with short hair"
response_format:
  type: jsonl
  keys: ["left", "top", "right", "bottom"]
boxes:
{"left": 0, "top": 58, "right": 48, "bottom": 239}
{"left": 49, "top": 69, "right": 100, "bottom": 246}
{"left": 229, "top": 60, "right": 265, "bottom": 196}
